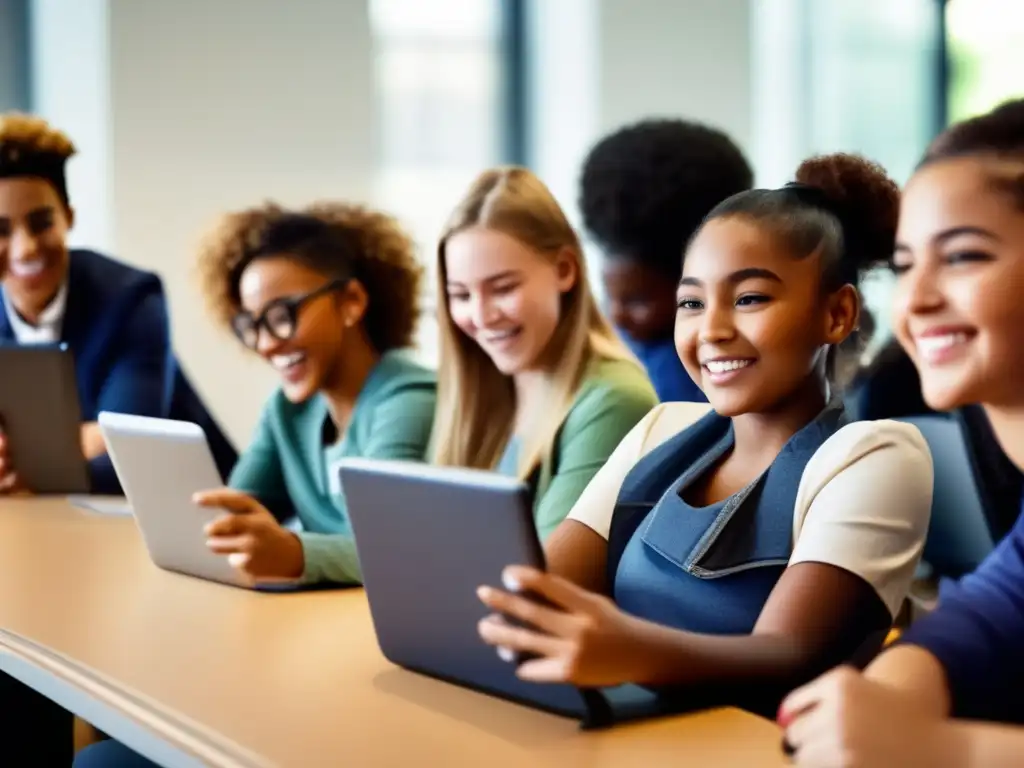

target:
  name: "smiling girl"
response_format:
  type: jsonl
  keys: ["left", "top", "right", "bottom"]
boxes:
{"left": 432, "top": 167, "right": 657, "bottom": 539}
{"left": 476, "top": 154, "right": 933, "bottom": 713}
{"left": 780, "top": 99, "right": 1024, "bottom": 768}
{"left": 186, "top": 201, "right": 435, "bottom": 585}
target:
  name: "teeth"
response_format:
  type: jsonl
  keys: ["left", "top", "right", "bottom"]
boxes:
{"left": 484, "top": 329, "right": 519, "bottom": 342}
{"left": 9, "top": 260, "right": 45, "bottom": 278}
{"left": 917, "top": 333, "right": 969, "bottom": 356}
{"left": 270, "top": 352, "right": 305, "bottom": 370}
{"left": 705, "top": 359, "right": 752, "bottom": 374}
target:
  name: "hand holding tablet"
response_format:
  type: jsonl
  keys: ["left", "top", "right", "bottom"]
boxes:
{"left": 194, "top": 488, "right": 305, "bottom": 581}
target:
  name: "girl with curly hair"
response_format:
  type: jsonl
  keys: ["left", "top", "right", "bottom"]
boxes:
{"left": 187, "top": 201, "right": 435, "bottom": 585}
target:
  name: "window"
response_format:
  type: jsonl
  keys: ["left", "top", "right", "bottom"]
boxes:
{"left": 369, "top": 0, "right": 510, "bottom": 363}
{"left": 0, "top": 0, "right": 31, "bottom": 112}
{"left": 797, "top": 0, "right": 941, "bottom": 350}
{"left": 800, "top": 0, "right": 942, "bottom": 186}
{"left": 946, "top": 0, "right": 1024, "bottom": 122}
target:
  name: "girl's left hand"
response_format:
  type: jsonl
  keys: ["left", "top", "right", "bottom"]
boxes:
{"left": 477, "top": 565, "right": 652, "bottom": 687}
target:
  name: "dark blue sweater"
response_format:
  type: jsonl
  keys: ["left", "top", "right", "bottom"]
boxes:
{"left": 900, "top": 505, "right": 1024, "bottom": 723}
{"left": 622, "top": 333, "right": 706, "bottom": 404}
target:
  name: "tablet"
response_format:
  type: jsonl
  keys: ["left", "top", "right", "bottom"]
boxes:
{"left": 98, "top": 411, "right": 258, "bottom": 589}
{"left": 338, "top": 458, "right": 666, "bottom": 728}
{"left": 0, "top": 343, "right": 89, "bottom": 494}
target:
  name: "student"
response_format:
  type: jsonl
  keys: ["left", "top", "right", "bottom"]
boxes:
{"left": 188, "top": 201, "right": 436, "bottom": 584}
{"left": 579, "top": 118, "right": 754, "bottom": 402}
{"left": 433, "top": 166, "right": 657, "bottom": 540}
{"left": 780, "top": 99, "right": 1024, "bottom": 767}
{"left": 475, "top": 154, "right": 933, "bottom": 713}
{"left": 0, "top": 112, "right": 236, "bottom": 494}
{"left": 72, "top": 202, "right": 436, "bottom": 767}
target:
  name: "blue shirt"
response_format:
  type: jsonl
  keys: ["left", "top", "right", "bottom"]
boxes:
{"left": 900, "top": 506, "right": 1024, "bottom": 723}
{"left": 622, "top": 334, "right": 706, "bottom": 403}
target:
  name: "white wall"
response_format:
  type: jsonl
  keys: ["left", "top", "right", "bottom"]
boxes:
{"left": 30, "top": 0, "right": 376, "bottom": 446}
{"left": 30, "top": 0, "right": 112, "bottom": 250}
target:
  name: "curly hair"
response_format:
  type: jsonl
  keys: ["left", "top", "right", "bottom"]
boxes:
{"left": 0, "top": 113, "right": 77, "bottom": 205}
{"left": 0, "top": 113, "right": 76, "bottom": 157}
{"left": 195, "top": 201, "right": 422, "bottom": 353}
{"left": 579, "top": 118, "right": 754, "bottom": 274}
{"left": 793, "top": 153, "right": 901, "bottom": 278}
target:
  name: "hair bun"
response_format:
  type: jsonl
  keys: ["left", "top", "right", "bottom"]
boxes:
{"left": 795, "top": 153, "right": 899, "bottom": 272}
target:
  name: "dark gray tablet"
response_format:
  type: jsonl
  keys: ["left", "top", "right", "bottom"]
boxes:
{"left": 0, "top": 344, "right": 89, "bottom": 494}
{"left": 338, "top": 458, "right": 665, "bottom": 728}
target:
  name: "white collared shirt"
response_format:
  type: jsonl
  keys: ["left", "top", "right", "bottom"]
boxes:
{"left": 2, "top": 281, "right": 69, "bottom": 344}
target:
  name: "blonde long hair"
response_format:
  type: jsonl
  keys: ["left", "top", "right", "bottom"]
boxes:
{"left": 432, "top": 166, "right": 633, "bottom": 478}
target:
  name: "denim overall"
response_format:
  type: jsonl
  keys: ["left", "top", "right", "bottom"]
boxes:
{"left": 608, "top": 403, "right": 847, "bottom": 634}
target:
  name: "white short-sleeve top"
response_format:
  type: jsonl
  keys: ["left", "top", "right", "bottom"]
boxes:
{"left": 567, "top": 403, "right": 934, "bottom": 619}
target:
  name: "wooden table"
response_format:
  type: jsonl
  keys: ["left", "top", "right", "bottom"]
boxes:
{"left": 0, "top": 498, "right": 787, "bottom": 767}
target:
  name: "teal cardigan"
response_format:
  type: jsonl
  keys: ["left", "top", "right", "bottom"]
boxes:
{"left": 229, "top": 350, "right": 436, "bottom": 584}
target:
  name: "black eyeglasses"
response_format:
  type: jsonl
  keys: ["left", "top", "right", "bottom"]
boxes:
{"left": 231, "top": 278, "right": 348, "bottom": 350}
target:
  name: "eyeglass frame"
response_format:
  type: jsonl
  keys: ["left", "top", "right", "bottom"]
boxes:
{"left": 230, "top": 277, "right": 350, "bottom": 350}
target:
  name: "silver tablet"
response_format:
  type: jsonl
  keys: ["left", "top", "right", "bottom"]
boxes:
{"left": 0, "top": 344, "right": 89, "bottom": 493}
{"left": 98, "top": 411, "right": 251, "bottom": 588}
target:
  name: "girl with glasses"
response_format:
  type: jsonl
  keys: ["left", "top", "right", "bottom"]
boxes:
{"left": 187, "top": 201, "right": 435, "bottom": 585}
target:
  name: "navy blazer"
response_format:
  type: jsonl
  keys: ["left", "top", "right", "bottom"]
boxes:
{"left": 0, "top": 249, "right": 236, "bottom": 492}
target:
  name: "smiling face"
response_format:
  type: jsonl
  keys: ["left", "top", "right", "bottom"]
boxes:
{"left": 443, "top": 226, "right": 577, "bottom": 375}
{"left": 892, "top": 156, "right": 1024, "bottom": 413}
{"left": 675, "top": 216, "right": 856, "bottom": 417}
{"left": 236, "top": 255, "right": 365, "bottom": 403}
{"left": 0, "top": 177, "right": 72, "bottom": 318}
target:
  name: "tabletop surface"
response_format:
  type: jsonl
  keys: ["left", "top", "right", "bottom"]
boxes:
{"left": 0, "top": 497, "right": 787, "bottom": 767}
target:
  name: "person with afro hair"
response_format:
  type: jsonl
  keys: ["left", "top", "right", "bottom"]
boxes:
{"left": 579, "top": 118, "right": 754, "bottom": 402}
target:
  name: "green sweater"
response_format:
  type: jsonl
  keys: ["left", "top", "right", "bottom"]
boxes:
{"left": 526, "top": 356, "right": 657, "bottom": 540}
{"left": 229, "top": 350, "right": 436, "bottom": 584}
